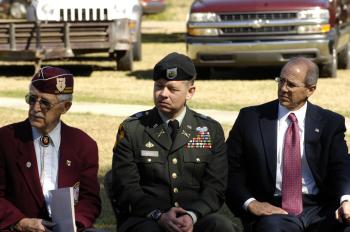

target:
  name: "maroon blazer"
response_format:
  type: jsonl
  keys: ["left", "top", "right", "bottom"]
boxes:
{"left": 0, "top": 119, "right": 101, "bottom": 231}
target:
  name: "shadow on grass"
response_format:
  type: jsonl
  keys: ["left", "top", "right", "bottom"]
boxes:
{"left": 142, "top": 33, "right": 185, "bottom": 43}
{"left": 127, "top": 66, "right": 282, "bottom": 81}
{"left": 0, "top": 63, "right": 116, "bottom": 77}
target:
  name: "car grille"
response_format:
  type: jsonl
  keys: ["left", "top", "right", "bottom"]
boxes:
{"left": 222, "top": 26, "right": 296, "bottom": 35}
{"left": 220, "top": 12, "right": 297, "bottom": 21}
{"left": 60, "top": 8, "right": 109, "bottom": 21}
{"left": 219, "top": 12, "right": 298, "bottom": 36}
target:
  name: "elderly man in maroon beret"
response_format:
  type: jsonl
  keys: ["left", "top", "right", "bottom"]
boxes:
{"left": 0, "top": 66, "right": 102, "bottom": 232}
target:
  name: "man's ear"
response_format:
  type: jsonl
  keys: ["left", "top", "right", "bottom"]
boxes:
{"left": 306, "top": 85, "right": 316, "bottom": 98}
{"left": 62, "top": 101, "right": 72, "bottom": 114}
{"left": 186, "top": 85, "right": 196, "bottom": 100}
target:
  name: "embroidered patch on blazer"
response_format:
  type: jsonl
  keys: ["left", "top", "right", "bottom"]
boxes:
{"left": 186, "top": 129, "right": 212, "bottom": 149}
{"left": 141, "top": 150, "right": 159, "bottom": 157}
{"left": 73, "top": 182, "right": 80, "bottom": 205}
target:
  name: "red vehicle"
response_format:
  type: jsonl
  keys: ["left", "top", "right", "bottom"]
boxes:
{"left": 140, "top": 0, "right": 166, "bottom": 14}
{"left": 186, "top": 0, "right": 350, "bottom": 78}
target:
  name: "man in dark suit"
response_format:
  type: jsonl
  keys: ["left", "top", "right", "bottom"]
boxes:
{"left": 226, "top": 57, "right": 350, "bottom": 232}
{"left": 111, "top": 52, "right": 236, "bottom": 232}
{"left": 0, "top": 67, "right": 101, "bottom": 232}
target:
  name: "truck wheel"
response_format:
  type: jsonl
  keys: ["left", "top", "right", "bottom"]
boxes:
{"left": 133, "top": 22, "right": 142, "bottom": 61}
{"left": 196, "top": 67, "right": 211, "bottom": 79}
{"left": 338, "top": 42, "right": 350, "bottom": 69}
{"left": 320, "top": 47, "right": 337, "bottom": 78}
{"left": 116, "top": 50, "right": 133, "bottom": 71}
{"left": 133, "top": 30, "right": 142, "bottom": 61}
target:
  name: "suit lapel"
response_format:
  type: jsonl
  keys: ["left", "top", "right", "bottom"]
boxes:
{"left": 304, "top": 102, "right": 323, "bottom": 184}
{"left": 145, "top": 109, "right": 172, "bottom": 150}
{"left": 16, "top": 120, "right": 45, "bottom": 207}
{"left": 259, "top": 101, "right": 278, "bottom": 183}
{"left": 171, "top": 109, "right": 195, "bottom": 152}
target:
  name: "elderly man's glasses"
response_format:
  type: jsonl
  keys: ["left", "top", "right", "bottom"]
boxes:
{"left": 275, "top": 77, "right": 307, "bottom": 90}
{"left": 25, "top": 94, "right": 61, "bottom": 111}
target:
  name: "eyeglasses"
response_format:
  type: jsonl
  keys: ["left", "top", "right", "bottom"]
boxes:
{"left": 275, "top": 77, "right": 307, "bottom": 90}
{"left": 25, "top": 94, "right": 62, "bottom": 111}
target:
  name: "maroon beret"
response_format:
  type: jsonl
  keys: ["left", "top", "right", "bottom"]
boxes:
{"left": 31, "top": 66, "right": 74, "bottom": 94}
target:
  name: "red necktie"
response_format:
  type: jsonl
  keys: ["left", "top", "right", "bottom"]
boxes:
{"left": 281, "top": 113, "right": 303, "bottom": 215}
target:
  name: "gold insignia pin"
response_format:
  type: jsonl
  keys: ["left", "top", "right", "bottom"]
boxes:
{"left": 145, "top": 141, "right": 154, "bottom": 148}
{"left": 186, "top": 125, "right": 192, "bottom": 130}
{"left": 158, "top": 129, "right": 165, "bottom": 138}
{"left": 181, "top": 130, "right": 190, "bottom": 138}
{"left": 66, "top": 160, "right": 72, "bottom": 167}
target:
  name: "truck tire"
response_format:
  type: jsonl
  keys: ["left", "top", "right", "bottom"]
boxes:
{"left": 133, "top": 22, "right": 142, "bottom": 61}
{"left": 196, "top": 67, "right": 211, "bottom": 79}
{"left": 133, "top": 29, "right": 142, "bottom": 61}
{"left": 320, "top": 47, "right": 337, "bottom": 78}
{"left": 116, "top": 50, "right": 133, "bottom": 71}
{"left": 338, "top": 42, "right": 350, "bottom": 69}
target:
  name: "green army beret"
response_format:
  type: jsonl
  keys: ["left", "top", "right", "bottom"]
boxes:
{"left": 153, "top": 52, "right": 197, "bottom": 81}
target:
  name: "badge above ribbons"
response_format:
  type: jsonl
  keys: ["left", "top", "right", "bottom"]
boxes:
{"left": 186, "top": 126, "right": 212, "bottom": 149}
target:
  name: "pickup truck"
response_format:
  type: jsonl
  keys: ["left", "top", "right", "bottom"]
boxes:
{"left": 186, "top": 0, "right": 350, "bottom": 78}
{"left": 0, "top": 0, "right": 142, "bottom": 71}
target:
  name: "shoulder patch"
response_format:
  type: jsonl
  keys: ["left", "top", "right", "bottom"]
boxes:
{"left": 113, "top": 124, "right": 125, "bottom": 151}
{"left": 125, "top": 110, "right": 151, "bottom": 121}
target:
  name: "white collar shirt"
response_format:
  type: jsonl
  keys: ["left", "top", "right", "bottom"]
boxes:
{"left": 32, "top": 121, "right": 61, "bottom": 216}
{"left": 275, "top": 102, "right": 318, "bottom": 195}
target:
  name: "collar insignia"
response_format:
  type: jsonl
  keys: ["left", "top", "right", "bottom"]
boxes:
{"left": 145, "top": 141, "right": 155, "bottom": 148}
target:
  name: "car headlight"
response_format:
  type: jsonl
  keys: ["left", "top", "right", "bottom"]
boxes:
{"left": 189, "top": 12, "right": 218, "bottom": 22}
{"left": 10, "top": 2, "right": 27, "bottom": 19}
{"left": 297, "top": 8, "right": 329, "bottom": 20}
{"left": 297, "top": 24, "right": 331, "bottom": 34}
{"left": 187, "top": 28, "right": 219, "bottom": 36}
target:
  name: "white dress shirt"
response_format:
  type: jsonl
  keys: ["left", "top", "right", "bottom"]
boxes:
{"left": 32, "top": 121, "right": 61, "bottom": 216}
{"left": 275, "top": 102, "right": 318, "bottom": 195}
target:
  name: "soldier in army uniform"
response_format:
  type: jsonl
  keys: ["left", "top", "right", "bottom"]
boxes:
{"left": 111, "top": 52, "right": 236, "bottom": 232}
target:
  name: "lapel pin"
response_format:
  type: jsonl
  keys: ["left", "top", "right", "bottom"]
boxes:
{"left": 153, "top": 124, "right": 158, "bottom": 128}
{"left": 314, "top": 128, "right": 320, "bottom": 133}
{"left": 181, "top": 130, "right": 190, "bottom": 138}
{"left": 187, "top": 125, "right": 192, "bottom": 130}
{"left": 158, "top": 129, "right": 165, "bottom": 138}
{"left": 26, "top": 161, "right": 31, "bottom": 168}
{"left": 66, "top": 160, "right": 72, "bottom": 167}
{"left": 145, "top": 141, "right": 154, "bottom": 148}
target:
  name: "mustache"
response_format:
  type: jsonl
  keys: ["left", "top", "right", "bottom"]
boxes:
{"left": 29, "top": 113, "right": 45, "bottom": 119}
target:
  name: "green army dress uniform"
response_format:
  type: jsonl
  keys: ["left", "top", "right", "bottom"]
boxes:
{"left": 112, "top": 106, "right": 228, "bottom": 229}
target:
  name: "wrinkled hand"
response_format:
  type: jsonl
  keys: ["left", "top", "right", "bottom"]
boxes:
{"left": 336, "top": 201, "right": 350, "bottom": 224}
{"left": 177, "top": 213, "right": 193, "bottom": 232}
{"left": 158, "top": 207, "right": 189, "bottom": 232}
{"left": 14, "top": 218, "right": 47, "bottom": 232}
{"left": 247, "top": 200, "right": 288, "bottom": 216}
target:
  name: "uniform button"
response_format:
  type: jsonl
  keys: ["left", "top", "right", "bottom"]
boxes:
{"left": 173, "top": 187, "right": 179, "bottom": 193}
{"left": 196, "top": 157, "right": 200, "bottom": 162}
{"left": 172, "top": 158, "right": 178, "bottom": 164}
{"left": 147, "top": 158, "right": 152, "bottom": 162}
{"left": 172, "top": 173, "right": 177, "bottom": 179}
{"left": 174, "top": 202, "right": 179, "bottom": 207}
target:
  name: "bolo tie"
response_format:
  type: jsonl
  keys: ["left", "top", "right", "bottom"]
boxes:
{"left": 40, "top": 135, "right": 50, "bottom": 147}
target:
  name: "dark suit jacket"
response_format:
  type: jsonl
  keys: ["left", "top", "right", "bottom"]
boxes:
{"left": 226, "top": 100, "right": 350, "bottom": 216}
{"left": 0, "top": 119, "right": 101, "bottom": 231}
{"left": 112, "top": 107, "right": 227, "bottom": 229}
